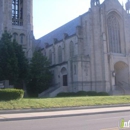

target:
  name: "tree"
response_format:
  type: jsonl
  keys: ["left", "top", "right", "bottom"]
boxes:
{"left": 0, "top": 31, "right": 19, "bottom": 84}
{"left": 0, "top": 31, "right": 29, "bottom": 87}
{"left": 12, "top": 40, "right": 29, "bottom": 88}
{"left": 27, "top": 51, "right": 52, "bottom": 97}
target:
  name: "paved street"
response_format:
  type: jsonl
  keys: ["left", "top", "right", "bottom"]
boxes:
{"left": 1, "top": 106, "right": 130, "bottom": 121}
{"left": 0, "top": 111, "right": 130, "bottom": 130}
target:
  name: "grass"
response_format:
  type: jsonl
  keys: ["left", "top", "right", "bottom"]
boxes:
{"left": 0, "top": 96, "right": 130, "bottom": 110}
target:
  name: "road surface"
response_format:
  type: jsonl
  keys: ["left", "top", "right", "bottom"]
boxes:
{"left": 0, "top": 111, "right": 130, "bottom": 130}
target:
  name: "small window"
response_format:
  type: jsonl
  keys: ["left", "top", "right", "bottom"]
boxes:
{"left": 49, "top": 50, "right": 52, "bottom": 64}
{"left": 58, "top": 46, "right": 62, "bottom": 63}
{"left": 13, "top": 33, "right": 18, "bottom": 40}
{"left": 70, "top": 41, "right": 74, "bottom": 57}
{"left": 20, "top": 34, "right": 24, "bottom": 44}
{"left": 51, "top": 70, "right": 55, "bottom": 85}
{"left": 74, "top": 65, "right": 76, "bottom": 75}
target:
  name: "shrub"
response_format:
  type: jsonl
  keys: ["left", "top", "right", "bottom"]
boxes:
{"left": 0, "top": 88, "right": 24, "bottom": 101}
{"left": 57, "top": 91, "right": 88, "bottom": 97}
{"left": 56, "top": 92, "right": 76, "bottom": 97}
{"left": 76, "top": 91, "right": 88, "bottom": 96}
{"left": 97, "top": 92, "right": 109, "bottom": 96}
{"left": 86, "top": 91, "right": 98, "bottom": 96}
{"left": 56, "top": 91, "right": 109, "bottom": 97}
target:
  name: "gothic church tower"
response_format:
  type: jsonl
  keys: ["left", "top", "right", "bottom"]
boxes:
{"left": 0, "top": 0, "right": 34, "bottom": 59}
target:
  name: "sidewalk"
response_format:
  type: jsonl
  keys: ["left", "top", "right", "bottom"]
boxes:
{"left": 0, "top": 106, "right": 130, "bottom": 121}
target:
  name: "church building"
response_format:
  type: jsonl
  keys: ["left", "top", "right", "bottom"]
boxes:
{"left": 0, "top": 0, "right": 34, "bottom": 59}
{"left": 36, "top": 0, "right": 130, "bottom": 97}
{"left": 1, "top": 0, "right": 130, "bottom": 97}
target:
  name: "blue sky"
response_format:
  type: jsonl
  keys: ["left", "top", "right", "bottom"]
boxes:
{"left": 33, "top": 0, "right": 126, "bottom": 39}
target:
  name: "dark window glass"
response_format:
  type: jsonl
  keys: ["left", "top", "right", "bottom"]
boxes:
{"left": 58, "top": 46, "right": 62, "bottom": 63}
{"left": 20, "top": 34, "right": 24, "bottom": 44}
{"left": 49, "top": 50, "right": 52, "bottom": 64}
{"left": 63, "top": 75, "right": 68, "bottom": 86}
{"left": 12, "top": 0, "right": 23, "bottom": 26}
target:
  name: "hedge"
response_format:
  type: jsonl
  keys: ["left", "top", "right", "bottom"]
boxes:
{"left": 0, "top": 88, "right": 24, "bottom": 101}
{"left": 56, "top": 92, "right": 76, "bottom": 97}
{"left": 97, "top": 92, "right": 109, "bottom": 96}
{"left": 56, "top": 91, "right": 109, "bottom": 97}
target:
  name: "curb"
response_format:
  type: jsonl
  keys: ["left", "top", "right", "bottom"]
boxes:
{"left": 0, "top": 104, "right": 130, "bottom": 114}
{"left": 0, "top": 109, "right": 130, "bottom": 122}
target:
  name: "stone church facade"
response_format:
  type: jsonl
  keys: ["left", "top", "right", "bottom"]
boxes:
{"left": 0, "top": 0, "right": 34, "bottom": 59}
{"left": 1, "top": 0, "right": 130, "bottom": 96}
{"left": 36, "top": 0, "right": 130, "bottom": 97}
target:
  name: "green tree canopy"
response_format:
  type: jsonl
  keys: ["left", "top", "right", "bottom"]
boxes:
{"left": 27, "top": 51, "right": 52, "bottom": 97}
{"left": 12, "top": 40, "right": 29, "bottom": 80}
{"left": 0, "top": 31, "right": 29, "bottom": 87}
{"left": 0, "top": 31, "right": 18, "bottom": 84}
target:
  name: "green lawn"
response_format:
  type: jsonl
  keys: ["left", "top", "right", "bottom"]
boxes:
{"left": 0, "top": 96, "right": 130, "bottom": 110}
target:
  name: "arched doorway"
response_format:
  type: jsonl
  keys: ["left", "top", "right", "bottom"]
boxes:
{"left": 61, "top": 67, "right": 68, "bottom": 86}
{"left": 114, "top": 61, "right": 129, "bottom": 86}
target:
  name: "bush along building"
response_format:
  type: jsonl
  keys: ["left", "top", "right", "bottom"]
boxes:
{"left": 35, "top": 0, "right": 130, "bottom": 97}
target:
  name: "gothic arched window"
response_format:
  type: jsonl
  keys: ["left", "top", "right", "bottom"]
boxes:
{"left": 58, "top": 46, "right": 62, "bottom": 63}
{"left": 70, "top": 41, "right": 74, "bottom": 57}
{"left": 107, "top": 14, "right": 121, "bottom": 53}
{"left": 74, "top": 64, "right": 76, "bottom": 75}
{"left": 12, "top": 0, "right": 23, "bottom": 25}
{"left": 13, "top": 33, "right": 18, "bottom": 41}
{"left": 49, "top": 49, "right": 52, "bottom": 64}
{"left": 20, "top": 34, "right": 25, "bottom": 44}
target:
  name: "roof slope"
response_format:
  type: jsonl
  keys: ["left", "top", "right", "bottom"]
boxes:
{"left": 37, "top": 16, "right": 81, "bottom": 48}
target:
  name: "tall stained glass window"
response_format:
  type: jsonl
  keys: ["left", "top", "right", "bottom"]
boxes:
{"left": 12, "top": 0, "right": 23, "bottom": 25}
{"left": 107, "top": 13, "right": 121, "bottom": 53}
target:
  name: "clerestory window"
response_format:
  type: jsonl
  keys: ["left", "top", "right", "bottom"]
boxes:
{"left": 12, "top": 0, "right": 23, "bottom": 26}
{"left": 70, "top": 41, "right": 74, "bottom": 57}
{"left": 58, "top": 46, "right": 62, "bottom": 63}
{"left": 49, "top": 50, "right": 52, "bottom": 64}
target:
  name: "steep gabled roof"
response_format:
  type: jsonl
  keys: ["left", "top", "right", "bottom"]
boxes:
{"left": 37, "top": 16, "right": 81, "bottom": 48}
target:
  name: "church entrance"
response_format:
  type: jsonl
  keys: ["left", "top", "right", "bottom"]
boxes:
{"left": 61, "top": 67, "right": 68, "bottom": 92}
{"left": 114, "top": 61, "right": 129, "bottom": 87}
{"left": 61, "top": 67, "right": 68, "bottom": 86}
{"left": 63, "top": 75, "right": 68, "bottom": 86}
